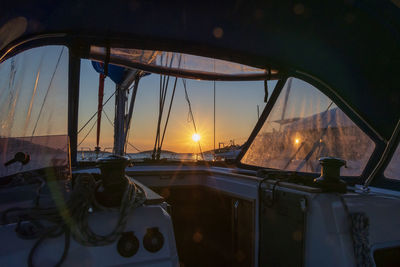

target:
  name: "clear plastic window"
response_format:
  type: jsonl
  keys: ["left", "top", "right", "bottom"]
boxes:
{"left": 78, "top": 56, "right": 275, "bottom": 161}
{"left": 241, "top": 78, "right": 375, "bottom": 176}
{"left": 384, "top": 144, "right": 400, "bottom": 180}
{"left": 0, "top": 46, "right": 69, "bottom": 177}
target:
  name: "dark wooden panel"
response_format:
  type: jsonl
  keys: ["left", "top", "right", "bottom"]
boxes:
{"left": 259, "top": 188, "right": 306, "bottom": 267}
{"left": 152, "top": 185, "right": 255, "bottom": 267}
{"left": 374, "top": 246, "right": 400, "bottom": 267}
{"left": 232, "top": 198, "right": 254, "bottom": 267}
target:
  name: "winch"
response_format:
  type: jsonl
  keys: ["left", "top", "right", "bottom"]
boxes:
{"left": 313, "top": 157, "right": 347, "bottom": 193}
{"left": 95, "top": 154, "right": 130, "bottom": 207}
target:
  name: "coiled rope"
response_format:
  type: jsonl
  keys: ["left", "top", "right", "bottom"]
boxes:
{"left": 349, "top": 212, "right": 373, "bottom": 267}
{"left": 2, "top": 173, "right": 146, "bottom": 266}
{"left": 68, "top": 173, "right": 146, "bottom": 246}
{"left": 340, "top": 196, "right": 373, "bottom": 267}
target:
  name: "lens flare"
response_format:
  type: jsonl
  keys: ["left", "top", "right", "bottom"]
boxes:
{"left": 192, "top": 133, "right": 201, "bottom": 142}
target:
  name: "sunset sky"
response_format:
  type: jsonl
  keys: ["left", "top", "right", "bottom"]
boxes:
{"left": 1, "top": 45, "right": 327, "bottom": 155}
{"left": 79, "top": 58, "right": 272, "bottom": 153}
{"left": 0, "top": 46, "right": 274, "bottom": 154}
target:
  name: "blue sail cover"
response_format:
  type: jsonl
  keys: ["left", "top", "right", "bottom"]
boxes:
{"left": 91, "top": 61, "right": 126, "bottom": 85}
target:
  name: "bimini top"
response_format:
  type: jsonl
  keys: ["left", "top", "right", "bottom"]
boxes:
{"left": 89, "top": 46, "right": 277, "bottom": 81}
{"left": 0, "top": 0, "right": 399, "bottom": 141}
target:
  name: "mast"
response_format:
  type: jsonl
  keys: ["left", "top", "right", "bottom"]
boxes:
{"left": 124, "top": 75, "right": 140, "bottom": 147}
{"left": 113, "top": 70, "right": 140, "bottom": 156}
{"left": 95, "top": 73, "right": 105, "bottom": 156}
{"left": 113, "top": 84, "right": 126, "bottom": 155}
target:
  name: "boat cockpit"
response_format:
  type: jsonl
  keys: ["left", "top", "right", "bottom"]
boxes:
{"left": 1, "top": 1, "right": 400, "bottom": 266}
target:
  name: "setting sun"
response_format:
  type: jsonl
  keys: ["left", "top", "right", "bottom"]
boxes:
{"left": 192, "top": 133, "right": 201, "bottom": 142}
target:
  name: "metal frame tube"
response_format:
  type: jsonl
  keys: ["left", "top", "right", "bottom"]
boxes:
{"left": 68, "top": 47, "right": 81, "bottom": 167}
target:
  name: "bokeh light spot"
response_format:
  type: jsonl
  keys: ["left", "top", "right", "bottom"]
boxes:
{"left": 213, "top": 27, "right": 224, "bottom": 39}
{"left": 293, "top": 4, "right": 305, "bottom": 15}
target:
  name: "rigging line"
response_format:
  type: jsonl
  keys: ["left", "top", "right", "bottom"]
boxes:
{"left": 156, "top": 74, "right": 162, "bottom": 145}
{"left": 160, "top": 74, "right": 170, "bottom": 114}
{"left": 157, "top": 54, "right": 174, "bottom": 150}
{"left": 153, "top": 74, "right": 165, "bottom": 157}
{"left": 78, "top": 91, "right": 115, "bottom": 134}
{"left": 154, "top": 54, "right": 169, "bottom": 154}
{"left": 127, "top": 140, "right": 141, "bottom": 153}
{"left": 124, "top": 127, "right": 130, "bottom": 153}
{"left": 158, "top": 75, "right": 165, "bottom": 149}
{"left": 152, "top": 54, "right": 175, "bottom": 158}
{"left": 152, "top": 76, "right": 164, "bottom": 159}
{"left": 160, "top": 54, "right": 175, "bottom": 114}
{"left": 122, "top": 104, "right": 141, "bottom": 154}
{"left": 158, "top": 53, "right": 164, "bottom": 109}
{"left": 160, "top": 76, "right": 178, "bottom": 150}
{"left": 159, "top": 55, "right": 181, "bottom": 151}
{"left": 161, "top": 53, "right": 175, "bottom": 105}
{"left": 182, "top": 79, "right": 204, "bottom": 160}
{"left": 160, "top": 55, "right": 168, "bottom": 104}
{"left": 103, "top": 108, "right": 144, "bottom": 153}
{"left": 31, "top": 47, "right": 64, "bottom": 137}
{"left": 122, "top": 73, "right": 147, "bottom": 155}
{"left": 213, "top": 59, "right": 216, "bottom": 160}
{"left": 102, "top": 109, "right": 114, "bottom": 127}
{"left": 182, "top": 80, "right": 196, "bottom": 129}
{"left": 78, "top": 118, "right": 97, "bottom": 147}
{"left": 158, "top": 53, "right": 168, "bottom": 117}
{"left": 124, "top": 75, "right": 141, "bottom": 143}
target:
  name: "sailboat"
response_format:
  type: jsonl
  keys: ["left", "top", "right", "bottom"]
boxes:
{"left": 0, "top": 1, "right": 400, "bottom": 266}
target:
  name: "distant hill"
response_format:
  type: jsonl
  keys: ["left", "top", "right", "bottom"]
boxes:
{"left": 133, "top": 149, "right": 177, "bottom": 154}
